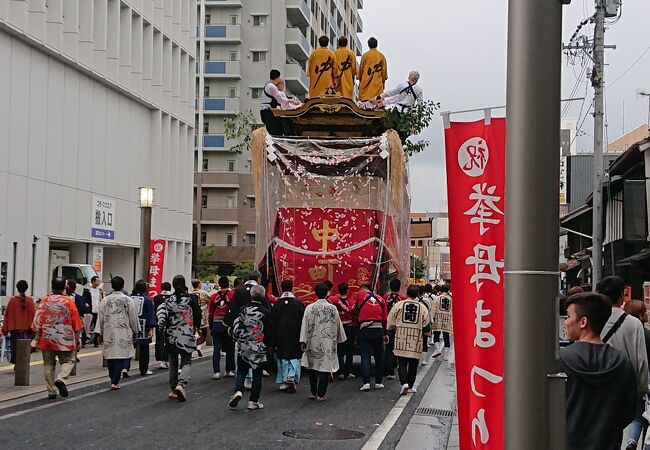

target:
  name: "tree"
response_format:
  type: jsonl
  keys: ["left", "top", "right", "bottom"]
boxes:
{"left": 224, "top": 111, "right": 258, "bottom": 154}
{"left": 410, "top": 254, "right": 426, "bottom": 280}
{"left": 194, "top": 246, "right": 218, "bottom": 281}
{"left": 382, "top": 100, "right": 441, "bottom": 156}
{"left": 233, "top": 260, "right": 255, "bottom": 278}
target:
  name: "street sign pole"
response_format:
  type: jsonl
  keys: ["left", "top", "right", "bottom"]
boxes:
{"left": 505, "top": 0, "right": 566, "bottom": 448}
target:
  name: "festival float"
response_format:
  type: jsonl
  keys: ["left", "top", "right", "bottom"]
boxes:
{"left": 250, "top": 93, "right": 410, "bottom": 303}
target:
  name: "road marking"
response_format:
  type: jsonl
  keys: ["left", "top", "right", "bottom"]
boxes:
{"left": 0, "top": 350, "right": 104, "bottom": 373}
{"left": 361, "top": 358, "right": 439, "bottom": 450}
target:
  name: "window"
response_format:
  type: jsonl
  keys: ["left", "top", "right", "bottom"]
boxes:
{"left": 252, "top": 15, "right": 267, "bottom": 27}
{"left": 201, "top": 194, "right": 207, "bottom": 208}
{"left": 226, "top": 233, "right": 234, "bottom": 247}
{"left": 228, "top": 87, "right": 237, "bottom": 98}
{"left": 410, "top": 240, "right": 416, "bottom": 247}
{"left": 203, "top": 121, "right": 209, "bottom": 133}
{"left": 226, "top": 196, "right": 235, "bottom": 209}
{"left": 417, "top": 240, "right": 423, "bottom": 247}
{"left": 248, "top": 234, "right": 256, "bottom": 245}
{"left": 230, "top": 15, "right": 238, "bottom": 25}
{"left": 204, "top": 85, "right": 210, "bottom": 97}
{"left": 202, "top": 158, "right": 208, "bottom": 170}
{"left": 200, "top": 231, "right": 207, "bottom": 246}
{"left": 230, "top": 51, "right": 238, "bottom": 61}
{"left": 252, "top": 51, "right": 267, "bottom": 63}
{"left": 248, "top": 197, "right": 256, "bottom": 208}
{"left": 251, "top": 87, "right": 263, "bottom": 99}
{"left": 227, "top": 160, "right": 235, "bottom": 172}
{"left": 204, "top": 50, "right": 210, "bottom": 60}
{"left": 205, "top": 14, "right": 211, "bottom": 24}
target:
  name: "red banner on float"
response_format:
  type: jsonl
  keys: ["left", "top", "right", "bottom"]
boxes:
{"left": 273, "top": 207, "right": 393, "bottom": 303}
{"left": 148, "top": 239, "right": 166, "bottom": 298}
{"left": 445, "top": 118, "right": 505, "bottom": 449}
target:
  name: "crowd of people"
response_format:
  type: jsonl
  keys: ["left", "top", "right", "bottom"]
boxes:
{"left": 0, "top": 272, "right": 453, "bottom": 410}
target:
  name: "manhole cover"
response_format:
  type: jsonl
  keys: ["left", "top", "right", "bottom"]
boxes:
{"left": 282, "top": 428, "right": 365, "bottom": 440}
{"left": 415, "top": 407, "right": 455, "bottom": 418}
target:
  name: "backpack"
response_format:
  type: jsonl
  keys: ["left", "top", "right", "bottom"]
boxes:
{"left": 214, "top": 290, "right": 230, "bottom": 307}
{"left": 354, "top": 292, "right": 385, "bottom": 316}
{"left": 386, "top": 293, "right": 401, "bottom": 311}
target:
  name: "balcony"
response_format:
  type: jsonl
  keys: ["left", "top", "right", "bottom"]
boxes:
{"left": 356, "top": 11, "right": 363, "bottom": 33}
{"left": 197, "top": 24, "right": 241, "bottom": 42}
{"left": 329, "top": 13, "right": 341, "bottom": 37}
{"left": 197, "top": 60, "right": 241, "bottom": 78}
{"left": 357, "top": 0, "right": 363, "bottom": 9}
{"left": 285, "top": 28, "right": 311, "bottom": 62}
{"left": 197, "top": 97, "right": 240, "bottom": 114}
{"left": 198, "top": 0, "right": 243, "bottom": 6}
{"left": 284, "top": 63, "right": 309, "bottom": 96}
{"left": 286, "top": 0, "right": 310, "bottom": 27}
{"left": 355, "top": 36, "right": 362, "bottom": 56}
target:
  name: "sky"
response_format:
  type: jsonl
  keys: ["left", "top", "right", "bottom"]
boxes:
{"left": 360, "top": 0, "right": 650, "bottom": 212}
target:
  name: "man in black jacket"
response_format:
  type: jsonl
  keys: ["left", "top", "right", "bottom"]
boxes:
{"left": 223, "top": 270, "right": 269, "bottom": 329}
{"left": 560, "top": 292, "right": 637, "bottom": 450}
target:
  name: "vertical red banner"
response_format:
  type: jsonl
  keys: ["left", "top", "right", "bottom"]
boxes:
{"left": 148, "top": 239, "right": 166, "bottom": 298}
{"left": 445, "top": 118, "right": 506, "bottom": 449}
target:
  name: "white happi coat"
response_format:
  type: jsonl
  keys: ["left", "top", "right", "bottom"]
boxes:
{"left": 300, "top": 298, "right": 346, "bottom": 373}
{"left": 97, "top": 292, "right": 140, "bottom": 359}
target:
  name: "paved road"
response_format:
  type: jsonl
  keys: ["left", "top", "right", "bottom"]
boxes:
{"left": 0, "top": 356, "right": 440, "bottom": 449}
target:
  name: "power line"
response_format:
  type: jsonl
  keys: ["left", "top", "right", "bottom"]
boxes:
{"left": 607, "top": 44, "right": 650, "bottom": 88}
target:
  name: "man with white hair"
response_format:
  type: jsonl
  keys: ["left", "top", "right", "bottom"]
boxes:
{"left": 380, "top": 70, "right": 423, "bottom": 114}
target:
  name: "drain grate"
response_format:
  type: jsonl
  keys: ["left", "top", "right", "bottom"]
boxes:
{"left": 282, "top": 428, "right": 365, "bottom": 440}
{"left": 415, "top": 407, "right": 455, "bottom": 418}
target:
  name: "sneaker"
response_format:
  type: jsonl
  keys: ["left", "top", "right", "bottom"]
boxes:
{"left": 159, "top": 362, "right": 169, "bottom": 369}
{"left": 122, "top": 369, "right": 130, "bottom": 379}
{"left": 262, "top": 370, "right": 270, "bottom": 377}
{"left": 360, "top": 383, "right": 371, "bottom": 392}
{"left": 286, "top": 379, "right": 296, "bottom": 393}
{"left": 247, "top": 401, "right": 264, "bottom": 410}
{"left": 173, "top": 385, "right": 186, "bottom": 402}
{"left": 279, "top": 383, "right": 288, "bottom": 391}
{"left": 47, "top": 393, "right": 57, "bottom": 400}
{"left": 348, "top": 373, "right": 356, "bottom": 379}
{"left": 244, "top": 379, "right": 252, "bottom": 390}
{"left": 229, "top": 391, "right": 243, "bottom": 408}
{"left": 400, "top": 384, "right": 410, "bottom": 396}
{"left": 54, "top": 379, "right": 68, "bottom": 398}
{"left": 625, "top": 440, "right": 638, "bottom": 450}
{"left": 308, "top": 394, "right": 317, "bottom": 400}
{"left": 227, "top": 371, "right": 235, "bottom": 377}
{"left": 432, "top": 350, "right": 442, "bottom": 358}
{"left": 142, "top": 370, "right": 153, "bottom": 376}
{"left": 337, "top": 373, "right": 345, "bottom": 381}
{"left": 421, "top": 359, "right": 428, "bottom": 366}
{"left": 386, "top": 375, "right": 396, "bottom": 380}
{"left": 409, "top": 387, "right": 418, "bottom": 393}
{"left": 374, "top": 383, "right": 385, "bottom": 390}
{"left": 212, "top": 373, "right": 221, "bottom": 380}
{"left": 168, "top": 391, "right": 178, "bottom": 400}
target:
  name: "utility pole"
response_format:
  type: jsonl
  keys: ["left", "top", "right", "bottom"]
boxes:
{"left": 591, "top": 2, "right": 606, "bottom": 288}
{"left": 505, "top": 0, "right": 566, "bottom": 448}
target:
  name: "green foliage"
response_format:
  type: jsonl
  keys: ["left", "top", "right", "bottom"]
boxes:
{"left": 223, "top": 111, "right": 258, "bottom": 154}
{"left": 233, "top": 260, "right": 256, "bottom": 278}
{"left": 194, "top": 246, "right": 218, "bottom": 281}
{"left": 410, "top": 254, "right": 427, "bottom": 280}
{"left": 382, "top": 100, "right": 440, "bottom": 157}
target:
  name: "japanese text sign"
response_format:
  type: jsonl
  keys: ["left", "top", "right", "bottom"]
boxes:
{"left": 445, "top": 118, "right": 506, "bottom": 449}
{"left": 148, "top": 239, "right": 166, "bottom": 297}
{"left": 91, "top": 196, "right": 115, "bottom": 240}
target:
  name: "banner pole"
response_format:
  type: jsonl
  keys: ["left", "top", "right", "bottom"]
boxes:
{"left": 505, "top": 0, "right": 565, "bottom": 449}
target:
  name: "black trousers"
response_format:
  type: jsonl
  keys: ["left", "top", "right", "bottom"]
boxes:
{"left": 260, "top": 109, "right": 283, "bottom": 136}
{"left": 137, "top": 340, "right": 150, "bottom": 375}
{"left": 155, "top": 329, "right": 168, "bottom": 362}
{"left": 433, "top": 331, "right": 451, "bottom": 348}
{"left": 309, "top": 370, "right": 329, "bottom": 398}
{"left": 398, "top": 357, "right": 418, "bottom": 388}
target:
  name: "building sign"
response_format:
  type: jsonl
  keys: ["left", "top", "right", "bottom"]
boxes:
{"left": 445, "top": 118, "right": 506, "bottom": 449}
{"left": 91, "top": 196, "right": 115, "bottom": 240}
{"left": 92, "top": 246, "right": 103, "bottom": 281}
{"left": 148, "top": 239, "right": 166, "bottom": 297}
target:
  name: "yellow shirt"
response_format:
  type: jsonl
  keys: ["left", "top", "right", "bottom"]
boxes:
{"left": 334, "top": 47, "right": 357, "bottom": 99}
{"left": 357, "top": 48, "right": 388, "bottom": 101}
{"left": 308, "top": 47, "right": 338, "bottom": 99}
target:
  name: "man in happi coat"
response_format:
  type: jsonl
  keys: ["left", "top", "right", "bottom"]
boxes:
{"left": 308, "top": 35, "right": 338, "bottom": 99}
{"left": 334, "top": 36, "right": 357, "bottom": 99}
{"left": 387, "top": 285, "right": 431, "bottom": 395}
{"left": 357, "top": 37, "right": 388, "bottom": 102}
{"left": 430, "top": 284, "right": 453, "bottom": 360}
{"left": 272, "top": 279, "right": 305, "bottom": 393}
{"left": 300, "top": 283, "right": 346, "bottom": 401}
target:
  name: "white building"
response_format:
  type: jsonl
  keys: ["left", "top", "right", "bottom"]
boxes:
{"left": 0, "top": 0, "right": 196, "bottom": 299}
{"left": 193, "top": 0, "right": 364, "bottom": 268}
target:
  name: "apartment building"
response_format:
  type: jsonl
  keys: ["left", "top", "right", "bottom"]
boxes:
{"left": 194, "top": 0, "right": 364, "bottom": 267}
{"left": 0, "top": 0, "right": 196, "bottom": 298}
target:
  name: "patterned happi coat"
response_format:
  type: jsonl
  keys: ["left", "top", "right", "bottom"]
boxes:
{"left": 388, "top": 298, "right": 431, "bottom": 360}
{"left": 300, "top": 298, "right": 346, "bottom": 373}
{"left": 156, "top": 291, "right": 201, "bottom": 353}
{"left": 97, "top": 292, "right": 140, "bottom": 359}
{"left": 32, "top": 294, "right": 83, "bottom": 352}
{"left": 430, "top": 294, "right": 453, "bottom": 333}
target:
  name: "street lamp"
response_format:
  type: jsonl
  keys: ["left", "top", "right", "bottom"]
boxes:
{"left": 139, "top": 187, "right": 154, "bottom": 281}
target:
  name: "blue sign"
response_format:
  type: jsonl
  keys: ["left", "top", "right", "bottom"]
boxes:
{"left": 91, "top": 228, "right": 114, "bottom": 240}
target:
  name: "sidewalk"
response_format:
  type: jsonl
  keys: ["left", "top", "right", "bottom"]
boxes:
{"left": 395, "top": 350, "right": 458, "bottom": 450}
{"left": 0, "top": 344, "right": 213, "bottom": 405}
